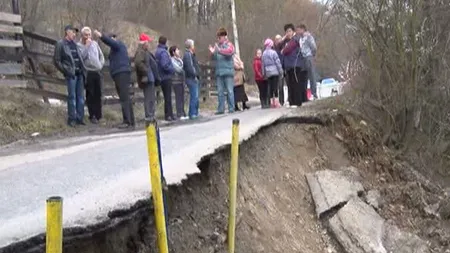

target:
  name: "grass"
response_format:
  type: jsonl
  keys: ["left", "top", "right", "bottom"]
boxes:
{"left": 0, "top": 87, "right": 69, "bottom": 145}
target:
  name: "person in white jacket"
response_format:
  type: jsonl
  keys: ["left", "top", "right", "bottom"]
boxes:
{"left": 78, "top": 26, "right": 105, "bottom": 124}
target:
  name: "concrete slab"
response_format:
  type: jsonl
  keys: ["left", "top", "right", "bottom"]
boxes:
{"left": 329, "top": 198, "right": 386, "bottom": 253}
{"left": 329, "top": 198, "right": 430, "bottom": 253}
{"left": 306, "top": 168, "right": 364, "bottom": 217}
{"left": 383, "top": 222, "right": 430, "bottom": 253}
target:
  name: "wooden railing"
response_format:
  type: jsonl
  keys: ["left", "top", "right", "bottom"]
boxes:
{"left": 0, "top": 11, "right": 27, "bottom": 88}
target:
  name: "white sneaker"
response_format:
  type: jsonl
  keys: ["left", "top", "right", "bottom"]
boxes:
{"left": 180, "top": 116, "right": 189, "bottom": 120}
{"left": 290, "top": 105, "right": 298, "bottom": 108}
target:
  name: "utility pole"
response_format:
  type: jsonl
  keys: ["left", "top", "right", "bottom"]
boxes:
{"left": 230, "top": 0, "right": 240, "bottom": 57}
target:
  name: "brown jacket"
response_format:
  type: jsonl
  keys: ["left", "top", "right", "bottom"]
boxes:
{"left": 234, "top": 55, "right": 245, "bottom": 86}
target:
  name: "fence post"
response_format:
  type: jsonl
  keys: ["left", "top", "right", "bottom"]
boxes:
{"left": 145, "top": 119, "right": 169, "bottom": 253}
{"left": 228, "top": 119, "right": 240, "bottom": 253}
{"left": 46, "top": 196, "right": 63, "bottom": 253}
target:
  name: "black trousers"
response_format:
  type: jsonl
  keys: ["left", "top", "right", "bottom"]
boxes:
{"left": 113, "top": 72, "right": 135, "bottom": 126}
{"left": 279, "top": 75, "right": 285, "bottom": 105}
{"left": 256, "top": 80, "right": 269, "bottom": 108}
{"left": 86, "top": 71, "right": 103, "bottom": 120}
{"left": 172, "top": 82, "right": 186, "bottom": 118}
{"left": 286, "top": 67, "right": 308, "bottom": 106}
{"left": 161, "top": 79, "right": 174, "bottom": 120}
{"left": 267, "top": 75, "right": 279, "bottom": 98}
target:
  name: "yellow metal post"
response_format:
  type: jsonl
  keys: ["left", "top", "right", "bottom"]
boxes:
{"left": 46, "top": 196, "right": 63, "bottom": 253}
{"left": 145, "top": 119, "right": 169, "bottom": 253}
{"left": 228, "top": 119, "right": 240, "bottom": 253}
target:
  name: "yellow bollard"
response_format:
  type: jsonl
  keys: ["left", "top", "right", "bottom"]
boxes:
{"left": 46, "top": 196, "right": 63, "bottom": 253}
{"left": 145, "top": 119, "right": 169, "bottom": 253}
{"left": 228, "top": 119, "right": 240, "bottom": 253}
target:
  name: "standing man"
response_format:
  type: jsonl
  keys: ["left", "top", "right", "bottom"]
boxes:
{"left": 93, "top": 30, "right": 135, "bottom": 129}
{"left": 296, "top": 24, "right": 318, "bottom": 100}
{"left": 78, "top": 27, "right": 105, "bottom": 124}
{"left": 209, "top": 27, "right": 236, "bottom": 115}
{"left": 183, "top": 39, "right": 201, "bottom": 119}
{"left": 155, "top": 36, "right": 175, "bottom": 122}
{"left": 53, "top": 25, "right": 86, "bottom": 127}
{"left": 134, "top": 33, "right": 159, "bottom": 121}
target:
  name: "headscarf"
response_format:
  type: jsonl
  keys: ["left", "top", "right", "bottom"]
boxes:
{"left": 264, "top": 38, "right": 274, "bottom": 49}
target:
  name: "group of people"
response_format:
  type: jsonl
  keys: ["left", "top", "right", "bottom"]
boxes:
{"left": 53, "top": 23, "right": 316, "bottom": 129}
{"left": 54, "top": 25, "right": 202, "bottom": 129}
{"left": 252, "top": 23, "right": 317, "bottom": 108}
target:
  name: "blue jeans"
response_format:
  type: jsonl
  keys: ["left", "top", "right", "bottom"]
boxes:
{"left": 66, "top": 74, "right": 85, "bottom": 123}
{"left": 216, "top": 75, "right": 235, "bottom": 113}
{"left": 186, "top": 78, "right": 199, "bottom": 118}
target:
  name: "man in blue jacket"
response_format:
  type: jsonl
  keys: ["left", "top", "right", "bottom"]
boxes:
{"left": 155, "top": 36, "right": 175, "bottom": 121}
{"left": 94, "top": 30, "right": 135, "bottom": 129}
{"left": 183, "top": 39, "right": 200, "bottom": 119}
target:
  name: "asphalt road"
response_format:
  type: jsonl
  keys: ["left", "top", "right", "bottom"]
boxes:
{"left": 0, "top": 107, "right": 292, "bottom": 248}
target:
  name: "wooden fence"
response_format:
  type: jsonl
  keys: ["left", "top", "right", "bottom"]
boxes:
{"left": 0, "top": 6, "right": 216, "bottom": 106}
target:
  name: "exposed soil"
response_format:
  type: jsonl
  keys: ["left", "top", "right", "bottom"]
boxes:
{"left": 1, "top": 109, "right": 449, "bottom": 253}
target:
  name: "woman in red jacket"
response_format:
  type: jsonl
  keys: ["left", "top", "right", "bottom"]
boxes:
{"left": 253, "top": 49, "right": 268, "bottom": 108}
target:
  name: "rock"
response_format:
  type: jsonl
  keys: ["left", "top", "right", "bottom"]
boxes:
{"left": 438, "top": 197, "right": 450, "bottom": 219}
{"left": 329, "top": 198, "right": 430, "bottom": 253}
{"left": 329, "top": 198, "right": 386, "bottom": 253}
{"left": 306, "top": 168, "right": 364, "bottom": 217}
{"left": 366, "top": 189, "right": 382, "bottom": 209}
{"left": 383, "top": 222, "right": 430, "bottom": 253}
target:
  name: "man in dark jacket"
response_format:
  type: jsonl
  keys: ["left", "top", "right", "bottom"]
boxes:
{"left": 183, "top": 39, "right": 200, "bottom": 119}
{"left": 155, "top": 36, "right": 175, "bottom": 121}
{"left": 94, "top": 30, "right": 135, "bottom": 129}
{"left": 134, "top": 33, "right": 160, "bottom": 121}
{"left": 54, "top": 25, "right": 87, "bottom": 127}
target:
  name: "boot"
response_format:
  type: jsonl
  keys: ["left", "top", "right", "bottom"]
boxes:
{"left": 243, "top": 102, "right": 250, "bottom": 110}
{"left": 274, "top": 98, "right": 281, "bottom": 108}
{"left": 235, "top": 103, "right": 241, "bottom": 111}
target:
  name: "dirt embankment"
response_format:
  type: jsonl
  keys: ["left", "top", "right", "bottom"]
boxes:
{"left": 2, "top": 110, "right": 449, "bottom": 253}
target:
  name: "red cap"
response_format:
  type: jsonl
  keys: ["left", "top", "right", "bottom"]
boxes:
{"left": 139, "top": 33, "right": 152, "bottom": 42}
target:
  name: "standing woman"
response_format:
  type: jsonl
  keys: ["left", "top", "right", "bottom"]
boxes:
{"left": 169, "top": 45, "right": 187, "bottom": 120}
{"left": 262, "top": 38, "right": 283, "bottom": 108}
{"left": 252, "top": 49, "right": 268, "bottom": 108}
{"left": 233, "top": 54, "right": 250, "bottom": 111}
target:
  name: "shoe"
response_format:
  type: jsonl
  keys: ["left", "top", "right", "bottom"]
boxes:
{"left": 274, "top": 98, "right": 281, "bottom": 108}
{"left": 180, "top": 116, "right": 189, "bottom": 120}
{"left": 90, "top": 118, "right": 99, "bottom": 124}
{"left": 165, "top": 116, "right": 175, "bottom": 122}
{"left": 270, "top": 98, "right": 275, "bottom": 108}
{"left": 189, "top": 115, "right": 198, "bottom": 120}
{"left": 76, "top": 120, "right": 86, "bottom": 125}
{"left": 243, "top": 104, "right": 250, "bottom": 110}
{"left": 215, "top": 111, "right": 225, "bottom": 115}
{"left": 235, "top": 105, "right": 242, "bottom": 111}
{"left": 68, "top": 121, "right": 76, "bottom": 127}
{"left": 290, "top": 105, "right": 298, "bottom": 109}
{"left": 117, "top": 123, "right": 132, "bottom": 129}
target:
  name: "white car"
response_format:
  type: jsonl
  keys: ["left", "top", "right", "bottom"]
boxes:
{"left": 317, "top": 78, "right": 340, "bottom": 99}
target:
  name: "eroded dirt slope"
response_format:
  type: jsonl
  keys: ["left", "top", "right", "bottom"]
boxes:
{"left": 3, "top": 111, "right": 448, "bottom": 253}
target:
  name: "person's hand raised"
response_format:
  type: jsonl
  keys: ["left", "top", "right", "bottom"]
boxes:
{"left": 93, "top": 30, "right": 102, "bottom": 38}
{"left": 208, "top": 45, "right": 215, "bottom": 54}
